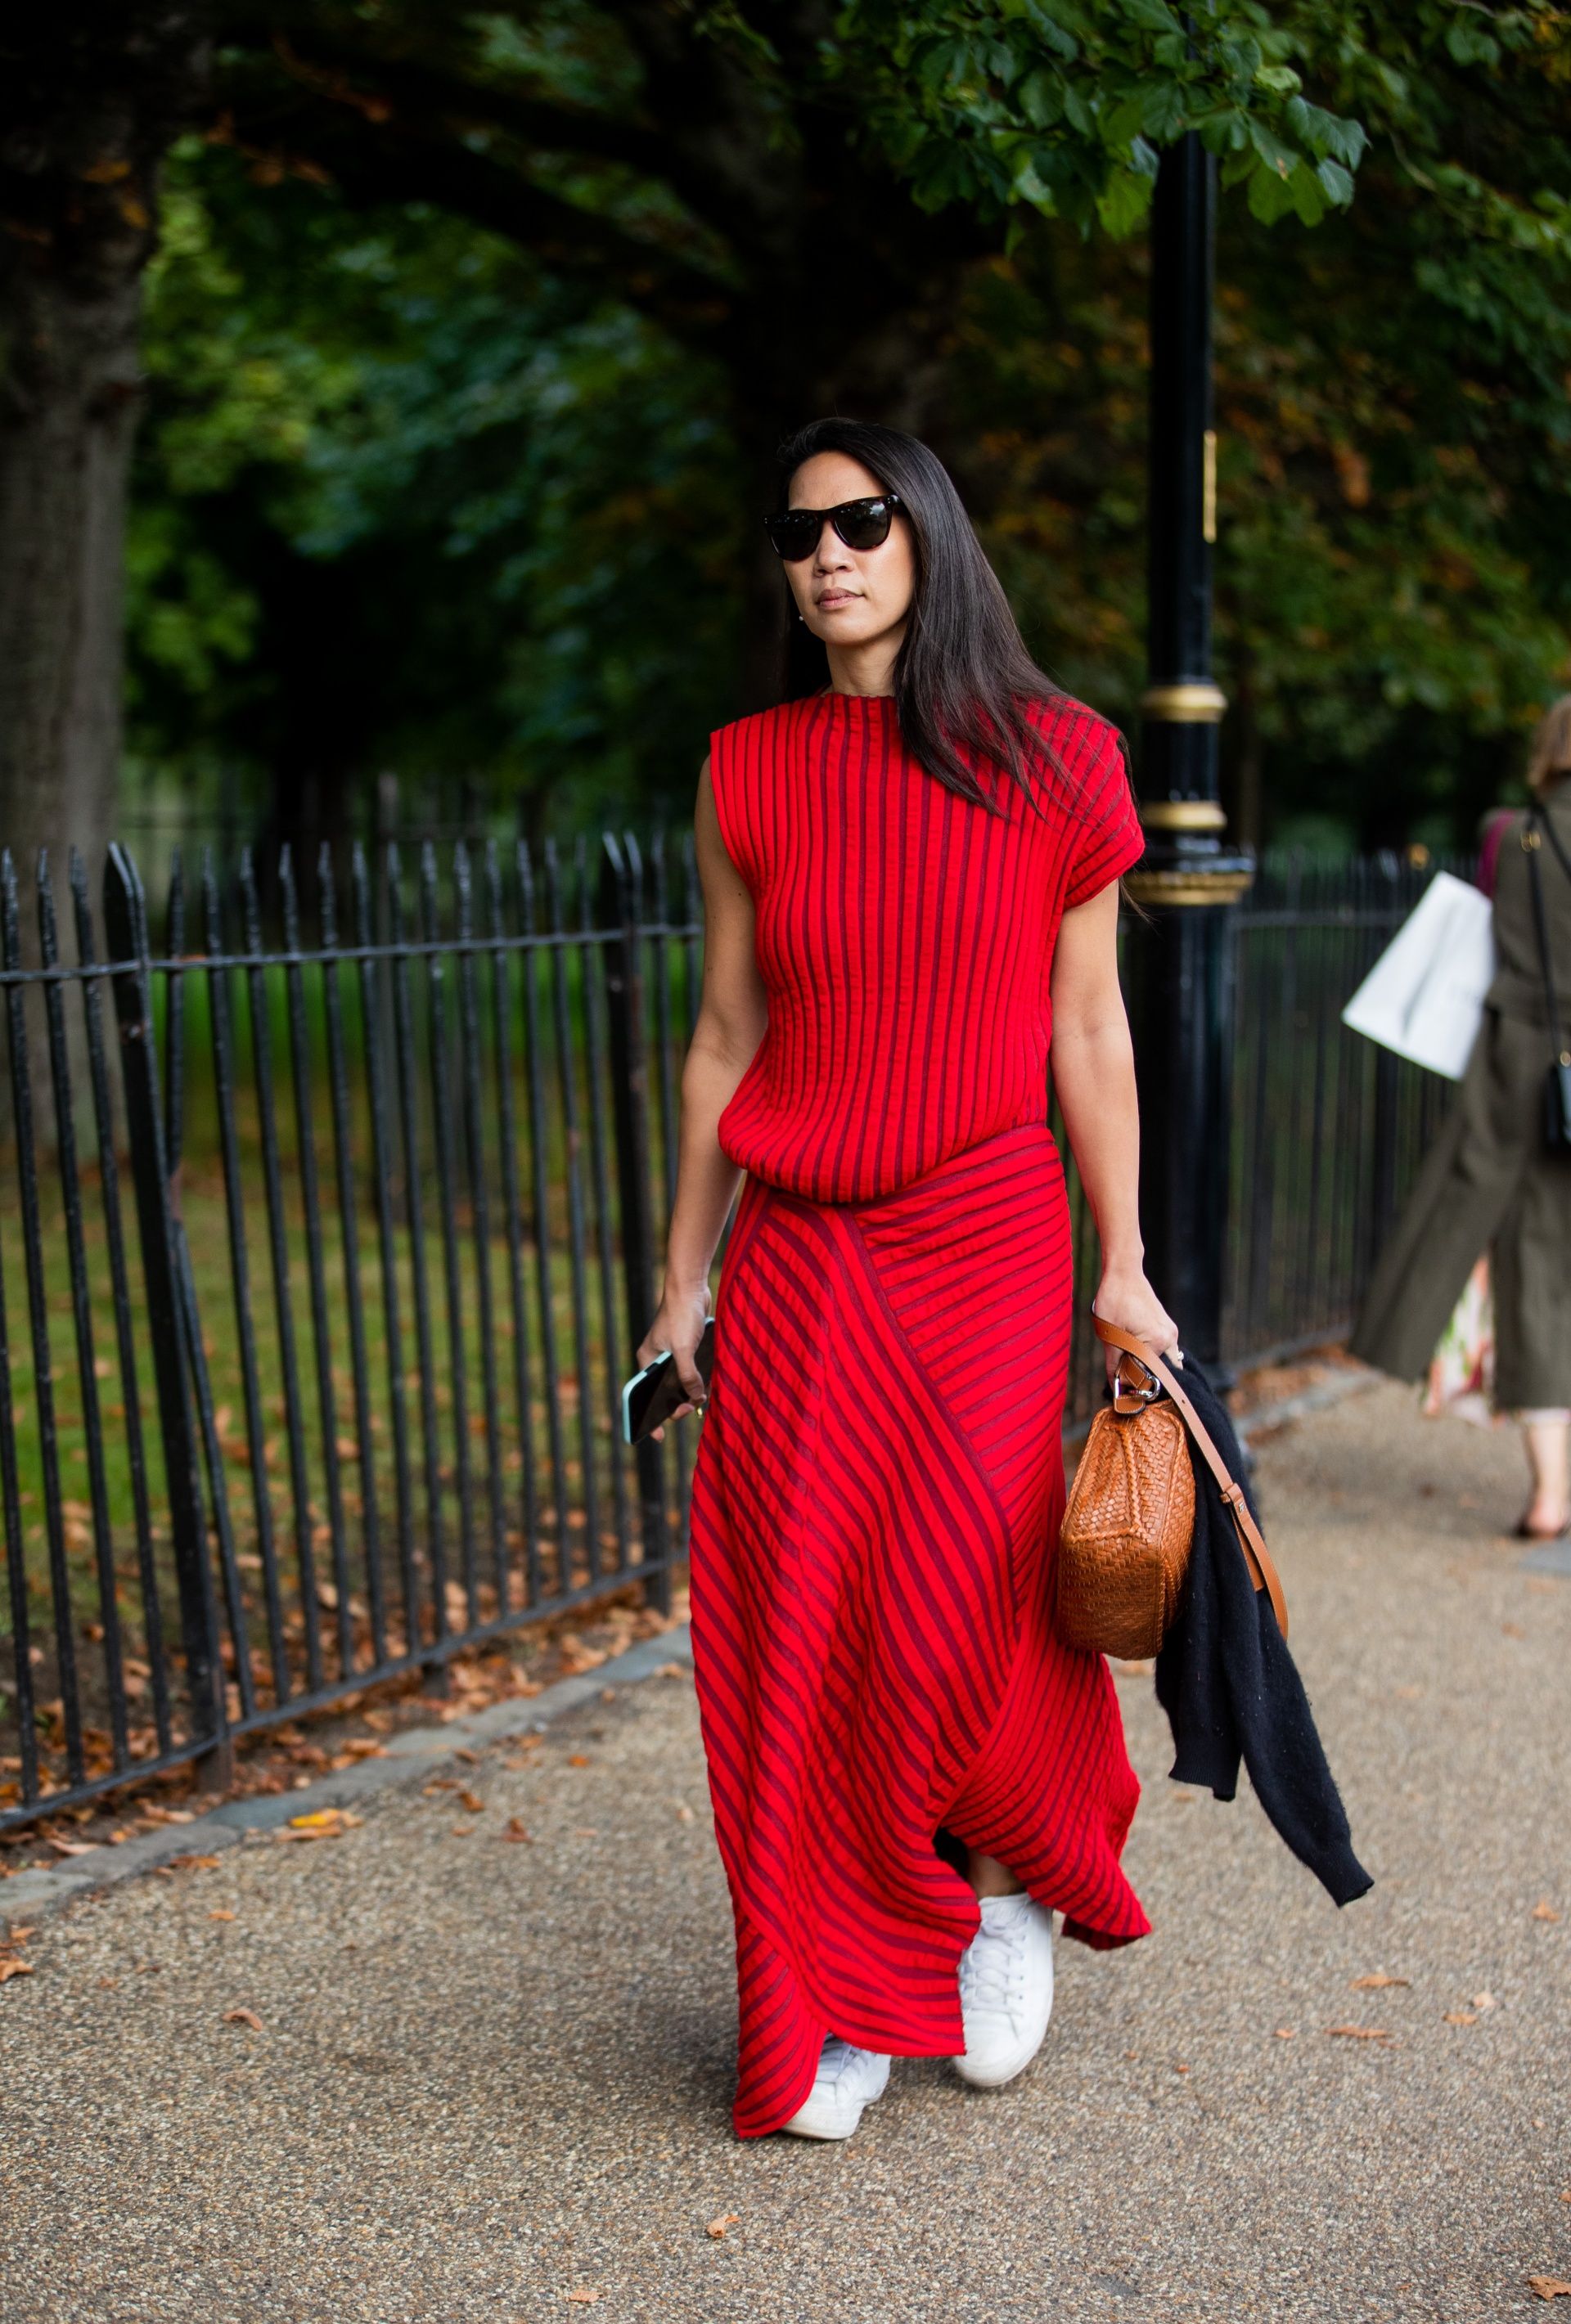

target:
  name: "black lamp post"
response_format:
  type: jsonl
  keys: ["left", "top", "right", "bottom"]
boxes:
{"left": 1123, "top": 133, "right": 1254, "bottom": 1369}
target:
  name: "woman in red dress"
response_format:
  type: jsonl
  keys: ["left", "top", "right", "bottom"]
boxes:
{"left": 637, "top": 419, "right": 1177, "bottom": 2142}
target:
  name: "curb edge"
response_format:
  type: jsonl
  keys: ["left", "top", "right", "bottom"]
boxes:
{"left": 2, "top": 1624, "right": 694, "bottom": 1927}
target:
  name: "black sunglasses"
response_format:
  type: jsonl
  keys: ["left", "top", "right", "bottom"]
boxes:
{"left": 763, "top": 494, "right": 904, "bottom": 563}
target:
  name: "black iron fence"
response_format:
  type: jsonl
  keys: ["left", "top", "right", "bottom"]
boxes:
{"left": 0, "top": 838, "right": 1462, "bottom": 1830}
{"left": 0, "top": 834, "right": 698, "bottom": 1832}
{"left": 1220, "top": 854, "right": 1460, "bottom": 1371}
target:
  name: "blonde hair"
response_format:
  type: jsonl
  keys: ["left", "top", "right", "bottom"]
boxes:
{"left": 1528, "top": 694, "right": 1571, "bottom": 796}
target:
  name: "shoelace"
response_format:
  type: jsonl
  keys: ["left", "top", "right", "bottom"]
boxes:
{"left": 958, "top": 1910, "right": 1030, "bottom": 2021}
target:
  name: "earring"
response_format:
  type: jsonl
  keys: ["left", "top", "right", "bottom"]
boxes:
{"left": 796, "top": 612, "right": 806, "bottom": 624}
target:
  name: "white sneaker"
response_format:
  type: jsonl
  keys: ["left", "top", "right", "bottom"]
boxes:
{"left": 953, "top": 1891, "right": 1055, "bottom": 2089}
{"left": 778, "top": 2037, "right": 891, "bottom": 2140}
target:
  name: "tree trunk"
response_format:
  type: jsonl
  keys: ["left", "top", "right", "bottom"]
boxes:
{"left": 0, "top": 265, "right": 142, "bottom": 883}
{"left": 0, "top": 9, "right": 209, "bottom": 888}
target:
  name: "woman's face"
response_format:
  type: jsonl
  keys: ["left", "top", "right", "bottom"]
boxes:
{"left": 781, "top": 451, "right": 916, "bottom": 659}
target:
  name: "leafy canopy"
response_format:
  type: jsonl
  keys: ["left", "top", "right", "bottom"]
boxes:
{"left": 825, "top": 0, "right": 1367, "bottom": 233}
{"left": 124, "top": 0, "right": 1571, "bottom": 844}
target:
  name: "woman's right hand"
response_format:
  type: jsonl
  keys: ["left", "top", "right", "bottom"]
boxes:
{"left": 636, "top": 1280, "right": 713, "bottom": 1441}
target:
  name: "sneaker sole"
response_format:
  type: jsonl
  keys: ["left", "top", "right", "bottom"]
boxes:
{"left": 777, "top": 2110, "right": 864, "bottom": 2140}
{"left": 952, "top": 2017, "right": 1051, "bottom": 2089}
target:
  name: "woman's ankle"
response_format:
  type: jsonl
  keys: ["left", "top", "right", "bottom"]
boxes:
{"left": 964, "top": 1847, "right": 1027, "bottom": 1900}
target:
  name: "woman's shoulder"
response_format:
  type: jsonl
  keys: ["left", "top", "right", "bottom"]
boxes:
{"left": 1022, "top": 690, "right": 1123, "bottom": 748}
{"left": 709, "top": 699, "right": 803, "bottom": 760}
{"left": 1020, "top": 694, "right": 1132, "bottom": 812}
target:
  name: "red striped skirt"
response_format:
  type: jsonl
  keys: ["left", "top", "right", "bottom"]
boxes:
{"left": 687, "top": 1120, "right": 1150, "bottom": 2139}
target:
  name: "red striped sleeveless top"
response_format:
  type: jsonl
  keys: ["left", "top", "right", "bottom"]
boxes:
{"left": 708, "top": 689, "right": 1145, "bottom": 1204}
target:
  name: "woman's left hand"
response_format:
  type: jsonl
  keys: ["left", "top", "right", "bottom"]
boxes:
{"left": 1092, "top": 1269, "right": 1180, "bottom": 1383}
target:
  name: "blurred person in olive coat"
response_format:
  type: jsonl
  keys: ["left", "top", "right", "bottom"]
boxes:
{"left": 1352, "top": 695, "right": 1571, "bottom": 1540}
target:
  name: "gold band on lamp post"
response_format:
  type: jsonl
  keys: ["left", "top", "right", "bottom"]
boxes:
{"left": 1123, "top": 865, "right": 1254, "bottom": 908}
{"left": 1140, "top": 681, "right": 1227, "bottom": 724}
{"left": 1141, "top": 799, "right": 1226, "bottom": 834}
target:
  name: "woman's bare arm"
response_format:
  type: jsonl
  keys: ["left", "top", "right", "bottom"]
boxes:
{"left": 636, "top": 757, "right": 768, "bottom": 1428}
{"left": 1049, "top": 883, "right": 1178, "bottom": 1370}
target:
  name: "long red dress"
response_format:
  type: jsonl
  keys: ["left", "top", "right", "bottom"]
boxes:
{"left": 687, "top": 688, "right": 1151, "bottom": 2138}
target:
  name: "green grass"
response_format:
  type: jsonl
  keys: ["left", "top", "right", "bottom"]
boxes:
{"left": 1, "top": 929, "right": 707, "bottom": 1801}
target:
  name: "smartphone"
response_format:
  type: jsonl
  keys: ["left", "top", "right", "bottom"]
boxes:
{"left": 621, "top": 1319, "right": 717, "bottom": 1445}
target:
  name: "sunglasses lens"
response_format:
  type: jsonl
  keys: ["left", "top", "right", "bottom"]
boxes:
{"left": 764, "top": 513, "right": 820, "bottom": 562}
{"left": 835, "top": 500, "right": 894, "bottom": 550}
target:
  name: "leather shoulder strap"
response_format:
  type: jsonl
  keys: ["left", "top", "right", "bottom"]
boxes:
{"left": 1092, "top": 1316, "right": 1290, "bottom": 1639}
{"left": 1524, "top": 814, "right": 1569, "bottom": 1062}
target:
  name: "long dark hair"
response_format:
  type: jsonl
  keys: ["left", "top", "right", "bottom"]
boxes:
{"left": 774, "top": 417, "right": 1079, "bottom": 818}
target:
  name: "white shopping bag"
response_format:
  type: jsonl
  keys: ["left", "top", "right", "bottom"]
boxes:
{"left": 1340, "top": 870, "right": 1495, "bottom": 1080}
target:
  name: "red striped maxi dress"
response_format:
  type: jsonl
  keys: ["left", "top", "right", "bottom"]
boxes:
{"left": 687, "top": 688, "right": 1151, "bottom": 2139}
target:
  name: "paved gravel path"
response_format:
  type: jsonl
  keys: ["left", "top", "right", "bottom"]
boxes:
{"left": 2, "top": 1379, "right": 1568, "bottom": 2323}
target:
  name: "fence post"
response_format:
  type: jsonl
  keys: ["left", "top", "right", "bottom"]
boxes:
{"left": 600, "top": 832, "right": 672, "bottom": 1612}
{"left": 102, "top": 846, "right": 228, "bottom": 1770}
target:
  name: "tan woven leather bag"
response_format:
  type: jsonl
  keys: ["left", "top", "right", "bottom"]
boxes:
{"left": 1055, "top": 1318, "right": 1290, "bottom": 1661}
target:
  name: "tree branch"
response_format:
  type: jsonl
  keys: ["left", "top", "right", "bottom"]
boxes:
{"left": 209, "top": 60, "right": 742, "bottom": 354}
{"left": 216, "top": 10, "right": 748, "bottom": 240}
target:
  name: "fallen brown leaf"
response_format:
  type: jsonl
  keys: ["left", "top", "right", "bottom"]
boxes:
{"left": 458, "top": 1790, "right": 485, "bottom": 1814}
{"left": 424, "top": 1780, "right": 457, "bottom": 1796}
{"left": 8, "top": 1927, "right": 36, "bottom": 1943}
{"left": 1443, "top": 2011, "right": 1478, "bottom": 2025}
{"left": 1528, "top": 2280, "right": 1571, "bottom": 2301}
{"left": 1472, "top": 1991, "right": 1497, "bottom": 2012}
{"left": 1274, "top": 2027, "right": 1296, "bottom": 2039}
{"left": 1325, "top": 2025, "right": 1395, "bottom": 2043}
{"left": 223, "top": 2007, "right": 263, "bottom": 2032}
{"left": 567, "top": 1754, "right": 590, "bottom": 1769}
{"left": 502, "top": 1818, "right": 533, "bottom": 1844}
{"left": 706, "top": 2213, "right": 740, "bottom": 2240}
{"left": 280, "top": 1809, "right": 362, "bottom": 1841}
{"left": 563, "top": 2293, "right": 599, "bottom": 2307}
{"left": 46, "top": 1837, "right": 97, "bottom": 1857}
{"left": 168, "top": 1854, "right": 223, "bottom": 1872}
{"left": 1349, "top": 1973, "right": 1409, "bottom": 1990}
{"left": 453, "top": 1748, "right": 480, "bottom": 1764}
{"left": 209, "top": 1909, "right": 236, "bottom": 1923}
{"left": 450, "top": 1824, "right": 475, "bottom": 1838}
{"left": 1533, "top": 1899, "right": 1560, "bottom": 1923}
{"left": 0, "top": 1959, "right": 34, "bottom": 1984}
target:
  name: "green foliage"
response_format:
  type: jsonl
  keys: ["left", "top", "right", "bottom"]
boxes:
{"left": 825, "top": 0, "right": 1367, "bottom": 232}
{"left": 947, "top": 34, "right": 1571, "bottom": 853}
{"left": 128, "top": 143, "right": 744, "bottom": 825}
{"left": 121, "top": 1, "right": 1571, "bottom": 846}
